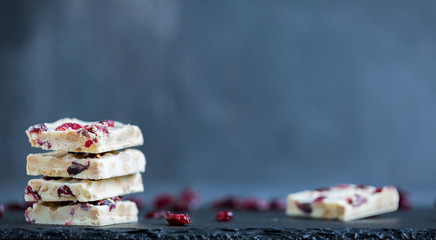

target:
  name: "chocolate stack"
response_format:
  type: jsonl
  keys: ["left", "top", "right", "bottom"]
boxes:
{"left": 24, "top": 118, "right": 145, "bottom": 226}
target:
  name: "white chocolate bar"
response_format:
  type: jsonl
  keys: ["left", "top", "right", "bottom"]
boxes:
{"left": 26, "top": 118, "right": 143, "bottom": 153}
{"left": 25, "top": 199, "right": 138, "bottom": 226}
{"left": 286, "top": 184, "right": 399, "bottom": 221}
{"left": 27, "top": 149, "right": 146, "bottom": 180}
{"left": 25, "top": 173, "right": 143, "bottom": 202}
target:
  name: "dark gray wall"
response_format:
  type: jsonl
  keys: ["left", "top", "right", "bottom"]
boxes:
{"left": 1, "top": 1, "right": 436, "bottom": 204}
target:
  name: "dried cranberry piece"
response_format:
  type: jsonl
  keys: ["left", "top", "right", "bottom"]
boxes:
{"left": 36, "top": 139, "right": 51, "bottom": 149}
{"left": 0, "top": 204, "right": 4, "bottom": 218}
{"left": 29, "top": 124, "right": 48, "bottom": 134}
{"left": 96, "top": 199, "right": 116, "bottom": 211}
{"left": 55, "top": 123, "right": 83, "bottom": 131}
{"left": 145, "top": 210, "right": 166, "bottom": 219}
{"left": 57, "top": 185, "right": 75, "bottom": 197}
{"left": 112, "top": 196, "right": 123, "bottom": 202}
{"left": 99, "top": 120, "right": 115, "bottom": 127}
{"left": 84, "top": 139, "right": 94, "bottom": 148}
{"left": 69, "top": 208, "right": 75, "bottom": 216}
{"left": 212, "top": 196, "right": 242, "bottom": 209}
{"left": 84, "top": 123, "right": 109, "bottom": 135}
{"left": 78, "top": 129, "right": 90, "bottom": 138}
{"left": 173, "top": 188, "right": 201, "bottom": 211}
{"left": 216, "top": 210, "right": 233, "bottom": 222}
{"left": 269, "top": 199, "right": 286, "bottom": 211}
{"left": 6, "top": 201, "right": 33, "bottom": 211}
{"left": 25, "top": 186, "right": 41, "bottom": 201}
{"left": 241, "top": 197, "right": 269, "bottom": 211}
{"left": 154, "top": 193, "right": 176, "bottom": 209}
{"left": 296, "top": 202, "right": 312, "bottom": 214}
{"left": 80, "top": 203, "right": 92, "bottom": 211}
{"left": 65, "top": 220, "right": 73, "bottom": 226}
{"left": 25, "top": 208, "right": 34, "bottom": 223}
{"left": 165, "top": 212, "right": 191, "bottom": 226}
{"left": 347, "top": 194, "right": 367, "bottom": 207}
{"left": 374, "top": 187, "right": 383, "bottom": 193}
{"left": 313, "top": 196, "right": 326, "bottom": 203}
{"left": 126, "top": 196, "right": 146, "bottom": 209}
{"left": 398, "top": 188, "right": 412, "bottom": 210}
{"left": 67, "top": 161, "right": 90, "bottom": 176}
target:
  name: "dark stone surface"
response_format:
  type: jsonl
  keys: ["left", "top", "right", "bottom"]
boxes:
{"left": 0, "top": 209, "right": 435, "bottom": 239}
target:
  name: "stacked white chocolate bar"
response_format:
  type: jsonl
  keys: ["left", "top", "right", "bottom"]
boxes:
{"left": 24, "top": 118, "right": 145, "bottom": 226}
{"left": 286, "top": 184, "right": 399, "bottom": 221}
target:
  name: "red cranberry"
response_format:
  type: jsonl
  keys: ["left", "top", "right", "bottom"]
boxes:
{"left": 25, "top": 208, "right": 34, "bottom": 223}
{"left": 0, "top": 204, "right": 4, "bottom": 218}
{"left": 36, "top": 139, "right": 51, "bottom": 149}
{"left": 347, "top": 194, "right": 367, "bottom": 207}
{"left": 313, "top": 196, "right": 326, "bottom": 203}
{"left": 67, "top": 161, "right": 90, "bottom": 175}
{"left": 398, "top": 188, "right": 412, "bottom": 210}
{"left": 99, "top": 120, "right": 115, "bottom": 127}
{"left": 269, "top": 199, "right": 286, "bottom": 211}
{"left": 55, "top": 123, "right": 83, "bottom": 131}
{"left": 126, "top": 196, "right": 146, "bottom": 209}
{"left": 25, "top": 186, "right": 41, "bottom": 201}
{"left": 78, "top": 129, "right": 90, "bottom": 138}
{"left": 80, "top": 203, "right": 92, "bottom": 212}
{"left": 84, "top": 139, "right": 94, "bottom": 148}
{"left": 57, "top": 185, "right": 75, "bottom": 197}
{"left": 212, "top": 196, "right": 242, "bottom": 209}
{"left": 296, "top": 202, "right": 312, "bottom": 214}
{"left": 173, "top": 188, "right": 202, "bottom": 211}
{"left": 112, "top": 196, "right": 123, "bottom": 202}
{"left": 29, "top": 124, "right": 48, "bottom": 134}
{"left": 154, "top": 194, "right": 176, "bottom": 209}
{"left": 165, "top": 212, "right": 191, "bottom": 226}
{"left": 65, "top": 220, "right": 73, "bottom": 226}
{"left": 96, "top": 199, "right": 116, "bottom": 211}
{"left": 216, "top": 210, "right": 233, "bottom": 222}
{"left": 145, "top": 210, "right": 166, "bottom": 219}
{"left": 84, "top": 123, "right": 109, "bottom": 135}
{"left": 70, "top": 208, "right": 75, "bottom": 216}
{"left": 241, "top": 197, "right": 269, "bottom": 211}
{"left": 6, "top": 201, "right": 33, "bottom": 211}
{"left": 374, "top": 187, "right": 383, "bottom": 193}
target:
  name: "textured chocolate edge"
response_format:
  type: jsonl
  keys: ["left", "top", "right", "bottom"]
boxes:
{"left": 0, "top": 227, "right": 435, "bottom": 239}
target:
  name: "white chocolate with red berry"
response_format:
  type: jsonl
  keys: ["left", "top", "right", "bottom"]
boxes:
{"left": 286, "top": 184, "right": 399, "bottom": 221}
{"left": 26, "top": 118, "right": 143, "bottom": 153}
{"left": 27, "top": 149, "right": 146, "bottom": 180}
{"left": 25, "top": 199, "right": 138, "bottom": 226}
{"left": 25, "top": 173, "right": 143, "bottom": 202}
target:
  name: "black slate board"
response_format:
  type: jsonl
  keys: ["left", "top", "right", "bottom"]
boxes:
{"left": 0, "top": 209, "right": 435, "bottom": 239}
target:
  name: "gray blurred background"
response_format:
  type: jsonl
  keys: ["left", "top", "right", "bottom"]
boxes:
{"left": 1, "top": 0, "right": 435, "bottom": 206}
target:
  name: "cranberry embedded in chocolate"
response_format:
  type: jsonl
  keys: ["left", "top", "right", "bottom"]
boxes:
{"left": 69, "top": 208, "right": 75, "bottom": 216}
{"left": 84, "top": 139, "right": 94, "bottom": 148}
{"left": 55, "top": 123, "right": 83, "bottom": 131}
{"left": 99, "top": 120, "right": 115, "bottom": 127}
{"left": 96, "top": 199, "right": 116, "bottom": 211}
{"left": 57, "top": 185, "right": 75, "bottom": 197}
{"left": 165, "top": 212, "right": 191, "bottom": 226}
{"left": 80, "top": 203, "right": 92, "bottom": 212}
{"left": 347, "top": 194, "right": 367, "bottom": 207}
{"left": 67, "top": 161, "right": 90, "bottom": 176}
{"left": 36, "top": 139, "right": 51, "bottom": 149}
{"left": 84, "top": 123, "right": 109, "bottom": 135}
{"left": 145, "top": 210, "right": 166, "bottom": 219}
{"left": 374, "top": 187, "right": 383, "bottom": 193}
{"left": 154, "top": 193, "right": 176, "bottom": 209}
{"left": 216, "top": 210, "right": 233, "bottom": 222}
{"left": 65, "top": 220, "right": 73, "bottom": 226}
{"left": 296, "top": 202, "right": 312, "bottom": 214}
{"left": 313, "top": 196, "right": 326, "bottom": 203}
{"left": 25, "top": 186, "right": 41, "bottom": 201}
{"left": 29, "top": 124, "right": 48, "bottom": 134}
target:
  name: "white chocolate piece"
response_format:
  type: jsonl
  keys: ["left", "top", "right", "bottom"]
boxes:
{"left": 27, "top": 149, "right": 146, "bottom": 180}
{"left": 25, "top": 173, "right": 143, "bottom": 202}
{"left": 25, "top": 200, "right": 138, "bottom": 226}
{"left": 286, "top": 184, "right": 399, "bottom": 221}
{"left": 26, "top": 118, "right": 143, "bottom": 153}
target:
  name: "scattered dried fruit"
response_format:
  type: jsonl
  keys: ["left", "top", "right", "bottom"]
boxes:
{"left": 67, "top": 161, "right": 90, "bottom": 176}
{"left": 216, "top": 210, "right": 233, "bottom": 222}
{"left": 29, "top": 124, "right": 48, "bottom": 134}
{"left": 296, "top": 202, "right": 312, "bottom": 214}
{"left": 165, "top": 212, "right": 191, "bottom": 226}
{"left": 154, "top": 193, "right": 176, "bottom": 209}
{"left": 57, "top": 185, "right": 75, "bottom": 197}
{"left": 25, "top": 186, "right": 41, "bottom": 201}
{"left": 145, "top": 210, "right": 166, "bottom": 219}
